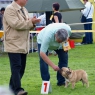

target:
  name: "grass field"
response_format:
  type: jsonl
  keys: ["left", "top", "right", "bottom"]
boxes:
{"left": 0, "top": 43, "right": 95, "bottom": 95}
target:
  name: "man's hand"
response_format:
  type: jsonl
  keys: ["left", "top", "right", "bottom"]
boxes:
{"left": 40, "top": 51, "right": 59, "bottom": 71}
{"left": 31, "top": 16, "right": 41, "bottom": 24}
{"left": 52, "top": 65, "right": 60, "bottom": 71}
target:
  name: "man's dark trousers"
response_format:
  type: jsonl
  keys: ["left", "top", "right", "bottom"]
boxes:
{"left": 85, "top": 18, "right": 93, "bottom": 44}
{"left": 83, "top": 18, "right": 93, "bottom": 44}
{"left": 8, "top": 53, "right": 27, "bottom": 94}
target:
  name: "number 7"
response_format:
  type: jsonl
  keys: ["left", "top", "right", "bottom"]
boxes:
{"left": 44, "top": 83, "right": 48, "bottom": 92}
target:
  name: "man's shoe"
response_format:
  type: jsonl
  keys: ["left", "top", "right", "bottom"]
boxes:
{"left": 17, "top": 90, "right": 28, "bottom": 95}
{"left": 57, "top": 83, "right": 65, "bottom": 86}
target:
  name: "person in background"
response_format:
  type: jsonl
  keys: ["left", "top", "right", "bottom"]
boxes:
{"left": 81, "top": 0, "right": 94, "bottom": 44}
{"left": 0, "top": 7, "right": 5, "bottom": 30}
{"left": 37, "top": 23, "right": 71, "bottom": 86}
{"left": 50, "top": 2, "right": 63, "bottom": 23}
{"left": 3, "top": 0, "right": 40, "bottom": 95}
{"left": 49, "top": 3, "right": 63, "bottom": 55}
{"left": 37, "top": 13, "right": 46, "bottom": 26}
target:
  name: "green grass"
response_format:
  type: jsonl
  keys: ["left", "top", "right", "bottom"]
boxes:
{"left": 0, "top": 44, "right": 95, "bottom": 95}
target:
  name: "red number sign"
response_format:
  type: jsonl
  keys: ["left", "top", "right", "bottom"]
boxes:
{"left": 44, "top": 83, "right": 48, "bottom": 92}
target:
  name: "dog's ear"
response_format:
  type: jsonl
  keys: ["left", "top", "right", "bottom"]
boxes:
{"left": 68, "top": 67, "right": 70, "bottom": 70}
{"left": 68, "top": 67, "right": 72, "bottom": 72}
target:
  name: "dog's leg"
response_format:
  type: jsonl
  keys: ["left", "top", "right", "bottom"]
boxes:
{"left": 82, "top": 78, "right": 89, "bottom": 87}
{"left": 71, "top": 82, "right": 75, "bottom": 89}
{"left": 65, "top": 81, "right": 69, "bottom": 88}
{"left": 81, "top": 79, "right": 85, "bottom": 87}
{"left": 65, "top": 81, "right": 68, "bottom": 88}
{"left": 84, "top": 80, "right": 89, "bottom": 88}
{"left": 82, "top": 72, "right": 89, "bottom": 87}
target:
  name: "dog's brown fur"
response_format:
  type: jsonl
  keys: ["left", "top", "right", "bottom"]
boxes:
{"left": 60, "top": 67, "right": 89, "bottom": 89}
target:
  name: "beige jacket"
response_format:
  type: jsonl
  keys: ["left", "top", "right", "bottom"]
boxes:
{"left": 3, "top": 1, "right": 34, "bottom": 53}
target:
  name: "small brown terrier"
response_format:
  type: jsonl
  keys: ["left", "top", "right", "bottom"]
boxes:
{"left": 60, "top": 67, "right": 89, "bottom": 89}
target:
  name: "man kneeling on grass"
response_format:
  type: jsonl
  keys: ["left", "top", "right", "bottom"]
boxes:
{"left": 37, "top": 23, "right": 71, "bottom": 86}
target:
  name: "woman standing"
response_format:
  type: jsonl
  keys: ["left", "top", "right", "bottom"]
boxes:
{"left": 50, "top": 3, "right": 63, "bottom": 23}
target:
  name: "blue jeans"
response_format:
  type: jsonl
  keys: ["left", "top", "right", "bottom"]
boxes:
{"left": 38, "top": 44, "right": 68, "bottom": 85}
{"left": 83, "top": 18, "right": 93, "bottom": 44}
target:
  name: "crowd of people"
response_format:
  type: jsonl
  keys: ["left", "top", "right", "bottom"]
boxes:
{"left": 0, "top": 0, "right": 94, "bottom": 95}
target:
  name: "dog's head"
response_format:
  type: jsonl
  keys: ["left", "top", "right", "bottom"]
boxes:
{"left": 59, "top": 67, "right": 72, "bottom": 79}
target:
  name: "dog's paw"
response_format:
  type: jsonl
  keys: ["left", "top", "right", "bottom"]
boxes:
{"left": 64, "top": 85, "right": 67, "bottom": 88}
